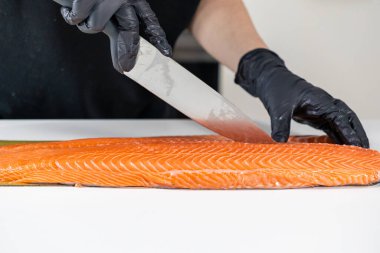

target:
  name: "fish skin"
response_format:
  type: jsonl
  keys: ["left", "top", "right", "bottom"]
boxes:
{"left": 0, "top": 135, "right": 379, "bottom": 189}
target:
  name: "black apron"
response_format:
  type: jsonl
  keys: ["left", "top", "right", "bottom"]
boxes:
{"left": 0, "top": 0, "right": 200, "bottom": 119}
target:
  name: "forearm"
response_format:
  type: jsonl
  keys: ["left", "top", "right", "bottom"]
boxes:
{"left": 190, "top": 0, "right": 267, "bottom": 71}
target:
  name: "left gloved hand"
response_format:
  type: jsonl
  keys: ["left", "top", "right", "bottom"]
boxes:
{"left": 54, "top": 0, "right": 172, "bottom": 73}
{"left": 235, "top": 48, "right": 369, "bottom": 148}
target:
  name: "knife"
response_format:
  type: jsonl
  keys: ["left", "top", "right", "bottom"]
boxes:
{"left": 53, "top": 0, "right": 273, "bottom": 143}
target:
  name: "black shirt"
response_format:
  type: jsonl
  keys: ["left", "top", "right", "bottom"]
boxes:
{"left": 0, "top": 0, "right": 200, "bottom": 118}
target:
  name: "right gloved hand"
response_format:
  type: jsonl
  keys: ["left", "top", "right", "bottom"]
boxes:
{"left": 235, "top": 49, "right": 369, "bottom": 148}
{"left": 59, "top": 0, "right": 172, "bottom": 73}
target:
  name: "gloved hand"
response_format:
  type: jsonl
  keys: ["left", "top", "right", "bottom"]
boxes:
{"left": 235, "top": 49, "right": 369, "bottom": 148}
{"left": 58, "top": 0, "right": 172, "bottom": 73}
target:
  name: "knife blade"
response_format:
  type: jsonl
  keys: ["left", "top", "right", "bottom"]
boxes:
{"left": 127, "top": 37, "right": 273, "bottom": 143}
{"left": 53, "top": 0, "right": 273, "bottom": 143}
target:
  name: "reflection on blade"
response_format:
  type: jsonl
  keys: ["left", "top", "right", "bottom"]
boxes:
{"left": 125, "top": 37, "right": 273, "bottom": 144}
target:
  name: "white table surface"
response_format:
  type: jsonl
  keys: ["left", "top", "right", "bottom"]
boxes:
{"left": 0, "top": 119, "right": 379, "bottom": 253}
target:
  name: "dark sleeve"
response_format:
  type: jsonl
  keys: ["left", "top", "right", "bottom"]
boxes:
{"left": 145, "top": 0, "right": 201, "bottom": 47}
{"left": 0, "top": 0, "right": 201, "bottom": 119}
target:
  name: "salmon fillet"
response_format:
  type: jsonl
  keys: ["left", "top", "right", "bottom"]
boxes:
{"left": 0, "top": 135, "right": 379, "bottom": 189}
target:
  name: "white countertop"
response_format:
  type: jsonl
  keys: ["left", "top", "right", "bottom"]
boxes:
{"left": 0, "top": 119, "right": 379, "bottom": 253}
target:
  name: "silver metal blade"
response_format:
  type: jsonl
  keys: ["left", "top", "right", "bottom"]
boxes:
{"left": 125, "top": 38, "right": 273, "bottom": 143}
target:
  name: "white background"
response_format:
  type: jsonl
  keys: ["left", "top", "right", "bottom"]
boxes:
{"left": 220, "top": 0, "right": 380, "bottom": 121}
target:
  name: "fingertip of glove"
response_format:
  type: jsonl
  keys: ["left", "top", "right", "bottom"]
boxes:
{"left": 60, "top": 7, "right": 75, "bottom": 25}
{"left": 118, "top": 54, "right": 137, "bottom": 73}
{"left": 356, "top": 139, "right": 370, "bottom": 149}
{"left": 161, "top": 46, "right": 173, "bottom": 57}
{"left": 117, "top": 56, "right": 136, "bottom": 73}
{"left": 60, "top": 7, "right": 69, "bottom": 19}
{"left": 151, "top": 39, "right": 172, "bottom": 57}
{"left": 360, "top": 136, "right": 370, "bottom": 149}
{"left": 272, "top": 133, "right": 289, "bottom": 143}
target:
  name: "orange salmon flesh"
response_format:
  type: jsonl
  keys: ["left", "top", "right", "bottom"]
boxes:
{"left": 0, "top": 135, "right": 379, "bottom": 189}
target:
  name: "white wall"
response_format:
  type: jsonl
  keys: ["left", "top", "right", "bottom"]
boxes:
{"left": 220, "top": 0, "right": 380, "bottom": 121}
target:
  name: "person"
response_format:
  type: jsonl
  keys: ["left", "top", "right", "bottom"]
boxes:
{"left": 0, "top": 0, "right": 369, "bottom": 148}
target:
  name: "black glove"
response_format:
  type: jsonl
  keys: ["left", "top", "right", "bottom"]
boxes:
{"left": 235, "top": 49, "right": 369, "bottom": 148}
{"left": 58, "top": 0, "right": 172, "bottom": 73}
